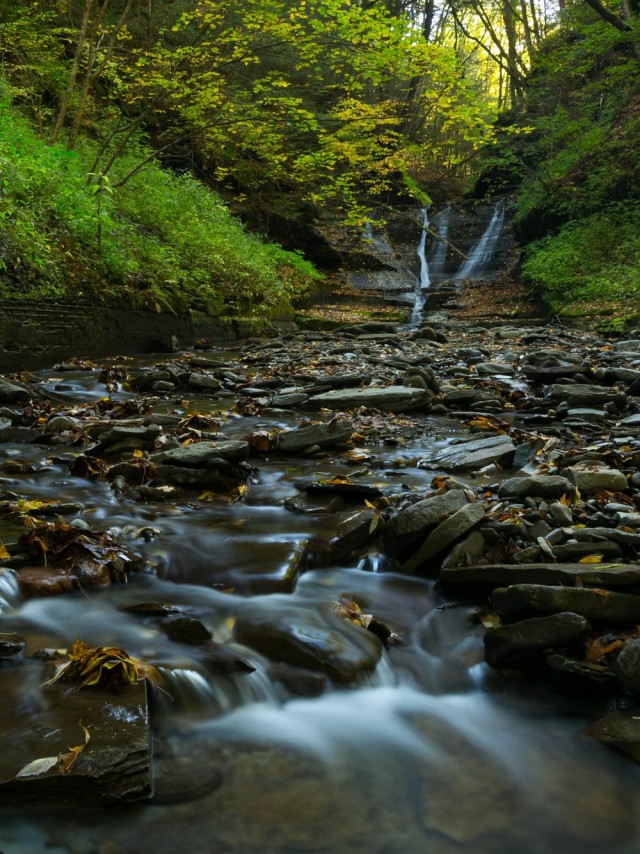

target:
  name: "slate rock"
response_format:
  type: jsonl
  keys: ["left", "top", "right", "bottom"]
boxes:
{"left": 493, "top": 584, "right": 640, "bottom": 625}
{"left": 586, "top": 711, "right": 640, "bottom": 763}
{"left": 484, "top": 612, "right": 591, "bottom": 668}
{"left": 233, "top": 605, "right": 382, "bottom": 683}
{"left": 152, "top": 440, "right": 249, "bottom": 467}
{"left": 497, "top": 475, "right": 574, "bottom": 500}
{"left": 566, "top": 467, "right": 628, "bottom": 494}
{"left": 422, "top": 435, "right": 516, "bottom": 472}
{"left": 440, "top": 563, "right": 640, "bottom": 588}
{"left": 402, "top": 503, "right": 485, "bottom": 574}
{"left": 307, "top": 385, "right": 429, "bottom": 412}
{"left": 0, "top": 672, "right": 150, "bottom": 804}
{"left": 614, "top": 639, "right": 640, "bottom": 693}
{"left": 384, "top": 489, "right": 470, "bottom": 560}
{"left": 276, "top": 420, "right": 353, "bottom": 453}
{"left": 0, "top": 377, "right": 30, "bottom": 402}
{"left": 187, "top": 373, "right": 222, "bottom": 391}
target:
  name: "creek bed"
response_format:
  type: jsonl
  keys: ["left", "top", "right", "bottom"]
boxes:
{"left": 1, "top": 342, "right": 640, "bottom": 854}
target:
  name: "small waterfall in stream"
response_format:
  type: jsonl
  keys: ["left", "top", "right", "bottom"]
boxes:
{"left": 410, "top": 207, "right": 430, "bottom": 325}
{"left": 427, "top": 203, "right": 452, "bottom": 283}
{"left": 454, "top": 198, "right": 506, "bottom": 279}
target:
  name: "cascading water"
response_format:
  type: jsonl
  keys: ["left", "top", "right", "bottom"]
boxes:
{"left": 410, "top": 207, "right": 430, "bottom": 325}
{"left": 454, "top": 199, "right": 506, "bottom": 280}
{"left": 428, "top": 203, "right": 452, "bottom": 283}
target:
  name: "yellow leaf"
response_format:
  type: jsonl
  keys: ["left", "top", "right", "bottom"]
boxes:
{"left": 0, "top": 542, "right": 10, "bottom": 560}
{"left": 364, "top": 499, "right": 376, "bottom": 509}
{"left": 132, "top": 449, "right": 144, "bottom": 459}
{"left": 578, "top": 554, "right": 603, "bottom": 564}
{"left": 198, "top": 491, "right": 216, "bottom": 501}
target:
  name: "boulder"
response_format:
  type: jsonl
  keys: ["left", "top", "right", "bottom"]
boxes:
{"left": 152, "top": 440, "right": 249, "bottom": 466}
{"left": 484, "top": 612, "right": 591, "bottom": 668}
{"left": 233, "top": 605, "right": 382, "bottom": 683}
{"left": 384, "top": 489, "right": 470, "bottom": 560}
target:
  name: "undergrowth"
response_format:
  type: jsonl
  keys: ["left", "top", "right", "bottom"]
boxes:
{"left": 0, "top": 86, "right": 320, "bottom": 314}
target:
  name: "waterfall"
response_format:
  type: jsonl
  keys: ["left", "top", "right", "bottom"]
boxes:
{"left": 428, "top": 204, "right": 452, "bottom": 283}
{"left": 410, "top": 207, "right": 430, "bottom": 325}
{"left": 454, "top": 199, "right": 506, "bottom": 280}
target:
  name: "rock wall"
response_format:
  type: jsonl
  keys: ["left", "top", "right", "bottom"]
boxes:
{"left": 0, "top": 300, "right": 288, "bottom": 371}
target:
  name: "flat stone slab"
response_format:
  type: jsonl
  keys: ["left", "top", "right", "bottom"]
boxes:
{"left": 484, "top": 612, "right": 591, "bottom": 668}
{"left": 152, "top": 440, "right": 249, "bottom": 466}
{"left": 585, "top": 711, "right": 640, "bottom": 763}
{"left": 497, "top": 475, "right": 574, "bottom": 500}
{"left": 493, "top": 584, "right": 640, "bottom": 624}
{"left": 0, "top": 668, "right": 150, "bottom": 805}
{"left": 440, "top": 563, "right": 640, "bottom": 588}
{"left": 384, "top": 490, "right": 470, "bottom": 560}
{"left": 307, "top": 385, "right": 429, "bottom": 412}
{"left": 422, "top": 435, "right": 516, "bottom": 472}
{"left": 276, "top": 420, "right": 353, "bottom": 452}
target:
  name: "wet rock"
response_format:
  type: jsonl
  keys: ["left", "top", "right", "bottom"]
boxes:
{"left": 154, "top": 461, "right": 248, "bottom": 490}
{"left": 187, "top": 373, "right": 222, "bottom": 391}
{"left": 544, "top": 384, "right": 622, "bottom": 408}
{"left": 402, "top": 503, "right": 485, "bottom": 574}
{"left": 329, "top": 509, "right": 383, "bottom": 563}
{"left": 546, "top": 654, "right": 616, "bottom": 683}
{"left": 307, "top": 385, "right": 429, "bottom": 412}
{"left": 493, "top": 584, "right": 640, "bottom": 625}
{"left": 566, "top": 467, "right": 628, "bottom": 494}
{"left": 384, "top": 489, "right": 470, "bottom": 561}
{"left": 152, "top": 440, "right": 249, "bottom": 466}
{"left": 585, "top": 711, "right": 640, "bottom": 762}
{"left": 233, "top": 605, "right": 382, "bottom": 683}
{"left": 0, "top": 377, "right": 30, "bottom": 402}
{"left": 0, "top": 672, "right": 151, "bottom": 804}
{"left": 16, "top": 563, "right": 114, "bottom": 597}
{"left": 0, "top": 634, "right": 25, "bottom": 657}
{"left": 614, "top": 639, "right": 640, "bottom": 693}
{"left": 440, "top": 562, "right": 640, "bottom": 588}
{"left": 276, "top": 420, "right": 353, "bottom": 453}
{"left": 44, "top": 415, "right": 83, "bottom": 433}
{"left": 441, "top": 530, "right": 486, "bottom": 568}
{"left": 284, "top": 494, "right": 345, "bottom": 514}
{"left": 497, "top": 475, "right": 574, "bottom": 500}
{"left": 549, "top": 501, "right": 573, "bottom": 526}
{"left": 484, "top": 612, "right": 591, "bottom": 668}
{"left": 161, "top": 617, "right": 213, "bottom": 645}
{"left": 152, "top": 739, "right": 224, "bottom": 805}
{"left": 551, "top": 540, "right": 623, "bottom": 561}
{"left": 421, "top": 434, "right": 516, "bottom": 471}
{"left": 267, "top": 662, "right": 328, "bottom": 696}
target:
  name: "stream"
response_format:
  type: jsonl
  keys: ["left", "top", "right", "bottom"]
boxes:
{"left": 0, "top": 344, "right": 638, "bottom": 854}
{"left": 1, "top": 206, "right": 640, "bottom": 852}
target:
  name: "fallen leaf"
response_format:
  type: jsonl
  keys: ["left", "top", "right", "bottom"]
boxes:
{"left": 16, "top": 756, "right": 59, "bottom": 778}
{"left": 578, "top": 554, "right": 604, "bottom": 564}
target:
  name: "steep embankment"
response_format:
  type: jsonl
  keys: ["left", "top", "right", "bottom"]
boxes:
{"left": 481, "top": 4, "right": 640, "bottom": 328}
{"left": 0, "top": 88, "right": 319, "bottom": 318}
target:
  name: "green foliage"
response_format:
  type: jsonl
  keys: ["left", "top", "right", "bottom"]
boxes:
{"left": 521, "top": 203, "right": 640, "bottom": 315}
{"left": 0, "top": 94, "right": 319, "bottom": 311}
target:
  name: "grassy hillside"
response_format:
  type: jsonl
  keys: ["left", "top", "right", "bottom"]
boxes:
{"left": 0, "top": 81, "right": 320, "bottom": 315}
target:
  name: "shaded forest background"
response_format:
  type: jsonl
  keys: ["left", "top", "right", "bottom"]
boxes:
{"left": 0, "top": 0, "right": 638, "bottom": 322}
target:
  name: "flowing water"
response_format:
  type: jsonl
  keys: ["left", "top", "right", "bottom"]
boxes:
{"left": 454, "top": 200, "right": 506, "bottom": 280}
{"left": 427, "top": 203, "right": 452, "bottom": 284}
{"left": 1, "top": 210, "right": 640, "bottom": 850}
{"left": 410, "top": 207, "right": 430, "bottom": 326}
{"left": 0, "top": 359, "right": 638, "bottom": 854}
